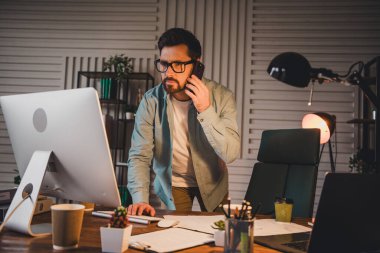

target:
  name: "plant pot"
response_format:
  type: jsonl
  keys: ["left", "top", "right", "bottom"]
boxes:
{"left": 214, "top": 229, "right": 225, "bottom": 247}
{"left": 100, "top": 225, "right": 133, "bottom": 253}
{"left": 125, "top": 112, "right": 134, "bottom": 120}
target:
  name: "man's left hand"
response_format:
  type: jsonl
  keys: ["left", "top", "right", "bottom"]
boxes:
{"left": 184, "top": 75, "right": 210, "bottom": 113}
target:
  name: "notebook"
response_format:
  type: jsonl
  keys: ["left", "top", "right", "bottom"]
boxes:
{"left": 255, "top": 173, "right": 380, "bottom": 253}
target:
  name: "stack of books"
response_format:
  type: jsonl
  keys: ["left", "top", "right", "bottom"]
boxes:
{"left": 100, "top": 78, "right": 117, "bottom": 99}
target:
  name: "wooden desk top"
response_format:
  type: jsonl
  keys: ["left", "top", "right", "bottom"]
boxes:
{"left": 0, "top": 209, "right": 283, "bottom": 253}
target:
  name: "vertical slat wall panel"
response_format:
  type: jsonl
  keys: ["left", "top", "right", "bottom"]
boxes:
{"left": 164, "top": 0, "right": 251, "bottom": 209}
{"left": 164, "top": 0, "right": 250, "bottom": 159}
{"left": 249, "top": 0, "right": 380, "bottom": 213}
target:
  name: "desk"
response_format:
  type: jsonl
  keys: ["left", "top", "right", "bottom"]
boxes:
{"left": 0, "top": 210, "right": 282, "bottom": 253}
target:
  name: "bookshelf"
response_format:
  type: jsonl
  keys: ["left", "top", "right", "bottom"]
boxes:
{"left": 76, "top": 72, "right": 154, "bottom": 183}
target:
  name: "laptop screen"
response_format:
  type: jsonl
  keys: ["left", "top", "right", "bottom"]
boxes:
{"left": 308, "top": 173, "right": 380, "bottom": 253}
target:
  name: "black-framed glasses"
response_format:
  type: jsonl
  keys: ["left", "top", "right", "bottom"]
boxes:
{"left": 154, "top": 59, "right": 195, "bottom": 73}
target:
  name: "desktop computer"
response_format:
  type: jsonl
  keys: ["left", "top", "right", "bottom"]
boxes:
{"left": 0, "top": 88, "right": 121, "bottom": 236}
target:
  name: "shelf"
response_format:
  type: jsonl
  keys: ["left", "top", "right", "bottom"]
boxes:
{"left": 347, "top": 118, "right": 375, "bottom": 124}
{"left": 78, "top": 71, "right": 154, "bottom": 81}
{"left": 125, "top": 72, "right": 154, "bottom": 80}
{"left": 77, "top": 70, "right": 154, "bottom": 181}
{"left": 99, "top": 98, "right": 128, "bottom": 104}
{"left": 78, "top": 71, "right": 116, "bottom": 79}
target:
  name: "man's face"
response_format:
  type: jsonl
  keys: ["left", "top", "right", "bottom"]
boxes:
{"left": 160, "top": 44, "right": 193, "bottom": 94}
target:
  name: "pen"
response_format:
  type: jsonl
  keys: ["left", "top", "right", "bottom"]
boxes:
{"left": 227, "top": 197, "right": 231, "bottom": 218}
{"left": 240, "top": 201, "right": 250, "bottom": 220}
{"left": 219, "top": 204, "right": 230, "bottom": 218}
{"left": 238, "top": 200, "right": 246, "bottom": 219}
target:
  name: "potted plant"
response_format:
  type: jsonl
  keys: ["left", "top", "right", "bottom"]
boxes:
{"left": 212, "top": 220, "right": 225, "bottom": 247}
{"left": 100, "top": 206, "right": 133, "bottom": 253}
{"left": 103, "top": 54, "right": 134, "bottom": 81}
{"left": 125, "top": 104, "right": 137, "bottom": 120}
{"left": 349, "top": 149, "right": 376, "bottom": 174}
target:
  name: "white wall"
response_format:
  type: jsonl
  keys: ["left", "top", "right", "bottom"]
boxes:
{"left": 1, "top": 0, "right": 379, "bottom": 213}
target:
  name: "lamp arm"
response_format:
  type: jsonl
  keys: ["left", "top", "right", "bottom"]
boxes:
{"left": 347, "top": 71, "right": 379, "bottom": 109}
{"left": 310, "top": 68, "right": 341, "bottom": 83}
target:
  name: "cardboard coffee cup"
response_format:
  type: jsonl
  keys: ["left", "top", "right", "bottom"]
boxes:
{"left": 51, "top": 204, "right": 85, "bottom": 250}
{"left": 81, "top": 202, "right": 95, "bottom": 212}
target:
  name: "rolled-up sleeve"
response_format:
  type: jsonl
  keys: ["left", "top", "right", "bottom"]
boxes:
{"left": 197, "top": 90, "right": 240, "bottom": 164}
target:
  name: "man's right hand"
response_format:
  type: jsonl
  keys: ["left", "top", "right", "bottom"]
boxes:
{"left": 127, "top": 202, "right": 156, "bottom": 217}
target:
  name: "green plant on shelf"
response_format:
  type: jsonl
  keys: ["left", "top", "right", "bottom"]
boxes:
{"left": 103, "top": 54, "right": 134, "bottom": 81}
{"left": 349, "top": 149, "right": 377, "bottom": 174}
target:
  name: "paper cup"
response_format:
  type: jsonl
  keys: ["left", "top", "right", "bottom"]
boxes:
{"left": 51, "top": 204, "right": 85, "bottom": 250}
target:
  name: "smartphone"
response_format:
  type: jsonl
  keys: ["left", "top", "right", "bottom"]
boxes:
{"left": 192, "top": 61, "right": 205, "bottom": 79}
{"left": 185, "top": 61, "right": 205, "bottom": 94}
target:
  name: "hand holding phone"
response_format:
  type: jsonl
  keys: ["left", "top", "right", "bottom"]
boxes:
{"left": 185, "top": 61, "right": 210, "bottom": 113}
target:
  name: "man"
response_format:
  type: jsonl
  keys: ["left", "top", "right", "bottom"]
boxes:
{"left": 127, "top": 28, "right": 240, "bottom": 216}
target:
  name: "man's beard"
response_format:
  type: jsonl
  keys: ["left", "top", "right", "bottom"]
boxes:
{"left": 163, "top": 77, "right": 186, "bottom": 94}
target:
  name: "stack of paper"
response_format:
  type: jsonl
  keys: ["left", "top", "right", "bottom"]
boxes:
{"left": 254, "top": 219, "right": 312, "bottom": 236}
{"left": 130, "top": 228, "right": 213, "bottom": 252}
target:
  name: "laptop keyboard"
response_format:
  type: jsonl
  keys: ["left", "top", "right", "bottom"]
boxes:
{"left": 283, "top": 240, "right": 309, "bottom": 252}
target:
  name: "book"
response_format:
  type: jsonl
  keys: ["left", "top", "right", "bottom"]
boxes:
{"left": 0, "top": 186, "right": 17, "bottom": 205}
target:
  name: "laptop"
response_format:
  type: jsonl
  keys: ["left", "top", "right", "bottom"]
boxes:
{"left": 255, "top": 173, "right": 380, "bottom": 253}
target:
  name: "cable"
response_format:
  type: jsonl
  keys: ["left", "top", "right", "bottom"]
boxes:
{"left": 318, "top": 143, "right": 326, "bottom": 167}
{"left": 338, "top": 61, "right": 364, "bottom": 78}
{"left": 334, "top": 126, "right": 338, "bottom": 170}
{"left": 0, "top": 193, "right": 31, "bottom": 233}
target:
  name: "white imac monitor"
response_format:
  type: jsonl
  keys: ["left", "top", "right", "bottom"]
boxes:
{"left": 0, "top": 87, "right": 121, "bottom": 236}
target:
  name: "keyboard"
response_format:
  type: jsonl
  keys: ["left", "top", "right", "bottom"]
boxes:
{"left": 283, "top": 240, "right": 309, "bottom": 252}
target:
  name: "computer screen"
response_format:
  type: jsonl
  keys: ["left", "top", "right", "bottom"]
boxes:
{"left": 0, "top": 88, "right": 121, "bottom": 207}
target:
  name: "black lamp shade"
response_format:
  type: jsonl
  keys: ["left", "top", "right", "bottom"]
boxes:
{"left": 267, "top": 52, "right": 312, "bottom": 87}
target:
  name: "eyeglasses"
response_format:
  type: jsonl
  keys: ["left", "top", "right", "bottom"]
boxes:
{"left": 154, "top": 59, "right": 195, "bottom": 73}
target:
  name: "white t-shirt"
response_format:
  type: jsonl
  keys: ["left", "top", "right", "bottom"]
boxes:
{"left": 171, "top": 96, "right": 197, "bottom": 187}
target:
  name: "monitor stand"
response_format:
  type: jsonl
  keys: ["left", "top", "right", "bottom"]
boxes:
{"left": 4, "top": 150, "right": 53, "bottom": 236}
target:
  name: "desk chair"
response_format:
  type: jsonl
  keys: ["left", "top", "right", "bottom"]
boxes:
{"left": 245, "top": 128, "right": 320, "bottom": 218}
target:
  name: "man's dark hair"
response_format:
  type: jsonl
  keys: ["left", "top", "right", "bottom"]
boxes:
{"left": 158, "top": 28, "right": 201, "bottom": 59}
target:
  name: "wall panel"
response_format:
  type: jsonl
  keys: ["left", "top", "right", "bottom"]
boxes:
{"left": 248, "top": 0, "right": 380, "bottom": 213}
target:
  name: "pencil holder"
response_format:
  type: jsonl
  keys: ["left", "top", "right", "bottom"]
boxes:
{"left": 224, "top": 218, "right": 254, "bottom": 253}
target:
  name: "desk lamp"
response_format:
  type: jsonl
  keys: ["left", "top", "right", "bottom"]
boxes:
{"left": 267, "top": 52, "right": 380, "bottom": 173}
{"left": 302, "top": 112, "right": 336, "bottom": 173}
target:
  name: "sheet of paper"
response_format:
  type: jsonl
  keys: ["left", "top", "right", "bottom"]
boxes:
{"left": 163, "top": 214, "right": 225, "bottom": 234}
{"left": 129, "top": 228, "right": 213, "bottom": 253}
{"left": 254, "top": 219, "right": 312, "bottom": 236}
